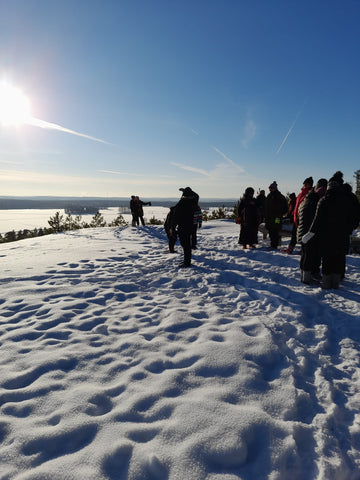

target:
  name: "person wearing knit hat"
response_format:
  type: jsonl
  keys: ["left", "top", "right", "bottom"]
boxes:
{"left": 297, "top": 178, "right": 328, "bottom": 284}
{"left": 170, "top": 187, "right": 199, "bottom": 268}
{"left": 303, "top": 174, "right": 360, "bottom": 289}
{"left": 264, "top": 182, "right": 288, "bottom": 249}
{"left": 269, "top": 181, "right": 278, "bottom": 190}
{"left": 282, "top": 176, "right": 314, "bottom": 254}
{"left": 329, "top": 171, "right": 344, "bottom": 185}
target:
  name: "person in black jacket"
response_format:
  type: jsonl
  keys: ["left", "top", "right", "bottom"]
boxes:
{"left": 170, "top": 187, "right": 198, "bottom": 268}
{"left": 264, "top": 181, "right": 288, "bottom": 249}
{"left": 297, "top": 178, "right": 327, "bottom": 284}
{"left": 303, "top": 173, "right": 360, "bottom": 289}
{"left": 134, "top": 196, "right": 151, "bottom": 226}
{"left": 238, "top": 187, "right": 261, "bottom": 249}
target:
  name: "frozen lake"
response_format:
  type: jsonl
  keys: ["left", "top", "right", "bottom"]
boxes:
{"left": 0, "top": 206, "right": 170, "bottom": 234}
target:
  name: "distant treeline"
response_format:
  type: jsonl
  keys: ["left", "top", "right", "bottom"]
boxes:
{"left": 0, "top": 207, "right": 237, "bottom": 244}
{"left": 0, "top": 211, "right": 128, "bottom": 244}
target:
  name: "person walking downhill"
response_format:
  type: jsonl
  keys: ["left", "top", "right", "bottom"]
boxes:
{"left": 237, "top": 187, "right": 261, "bottom": 249}
{"left": 264, "top": 181, "right": 288, "bottom": 250}
{"left": 170, "top": 187, "right": 198, "bottom": 268}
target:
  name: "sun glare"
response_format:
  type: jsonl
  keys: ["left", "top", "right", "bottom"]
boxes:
{"left": 0, "top": 82, "right": 32, "bottom": 127}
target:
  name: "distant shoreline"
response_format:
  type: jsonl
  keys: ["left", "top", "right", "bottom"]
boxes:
{"left": 0, "top": 196, "right": 238, "bottom": 210}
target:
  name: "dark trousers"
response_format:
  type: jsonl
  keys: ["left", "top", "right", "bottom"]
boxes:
{"left": 178, "top": 231, "right": 192, "bottom": 265}
{"left": 300, "top": 241, "right": 321, "bottom": 274}
{"left": 139, "top": 216, "right": 145, "bottom": 226}
{"left": 132, "top": 214, "right": 139, "bottom": 226}
{"left": 191, "top": 225, "right": 198, "bottom": 248}
{"left": 268, "top": 227, "right": 280, "bottom": 248}
{"left": 289, "top": 223, "right": 297, "bottom": 247}
{"left": 322, "top": 254, "right": 346, "bottom": 275}
{"left": 166, "top": 232, "right": 177, "bottom": 252}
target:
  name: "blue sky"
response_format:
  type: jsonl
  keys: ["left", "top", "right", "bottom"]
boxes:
{"left": 0, "top": 0, "right": 359, "bottom": 198}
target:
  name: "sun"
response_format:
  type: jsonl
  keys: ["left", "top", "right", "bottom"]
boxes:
{"left": 0, "top": 82, "right": 32, "bottom": 127}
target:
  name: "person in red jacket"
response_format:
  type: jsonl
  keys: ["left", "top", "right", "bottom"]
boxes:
{"left": 283, "top": 177, "right": 313, "bottom": 254}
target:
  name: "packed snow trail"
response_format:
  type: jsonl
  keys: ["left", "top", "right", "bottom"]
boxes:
{"left": 0, "top": 221, "right": 359, "bottom": 479}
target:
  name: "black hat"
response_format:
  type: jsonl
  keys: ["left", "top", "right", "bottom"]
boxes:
{"left": 315, "top": 178, "right": 327, "bottom": 189}
{"left": 303, "top": 177, "right": 313, "bottom": 186}
{"left": 329, "top": 171, "right": 344, "bottom": 185}
{"left": 182, "top": 187, "right": 193, "bottom": 196}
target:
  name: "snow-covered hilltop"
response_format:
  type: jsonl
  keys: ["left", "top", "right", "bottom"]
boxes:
{"left": 1, "top": 221, "right": 359, "bottom": 479}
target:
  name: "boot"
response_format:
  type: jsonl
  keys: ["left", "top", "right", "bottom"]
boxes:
{"left": 321, "top": 274, "right": 332, "bottom": 289}
{"left": 331, "top": 274, "right": 341, "bottom": 289}
{"left": 169, "top": 245, "right": 175, "bottom": 253}
{"left": 301, "top": 270, "right": 312, "bottom": 285}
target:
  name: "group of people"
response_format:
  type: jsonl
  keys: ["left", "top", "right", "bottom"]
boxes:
{"left": 237, "top": 171, "right": 360, "bottom": 289}
{"left": 130, "top": 196, "right": 151, "bottom": 226}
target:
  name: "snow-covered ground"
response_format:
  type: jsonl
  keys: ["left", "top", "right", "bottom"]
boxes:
{"left": 1, "top": 220, "right": 360, "bottom": 479}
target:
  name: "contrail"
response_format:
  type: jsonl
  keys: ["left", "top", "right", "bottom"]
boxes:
{"left": 211, "top": 145, "right": 244, "bottom": 172}
{"left": 275, "top": 106, "right": 304, "bottom": 156}
{"left": 27, "top": 117, "right": 112, "bottom": 145}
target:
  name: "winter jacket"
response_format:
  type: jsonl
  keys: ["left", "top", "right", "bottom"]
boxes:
{"left": 297, "top": 189, "right": 320, "bottom": 243}
{"left": 264, "top": 190, "right": 288, "bottom": 230}
{"left": 238, "top": 195, "right": 261, "bottom": 245}
{"left": 171, "top": 195, "right": 197, "bottom": 233}
{"left": 293, "top": 186, "right": 312, "bottom": 227}
{"left": 310, "top": 184, "right": 359, "bottom": 255}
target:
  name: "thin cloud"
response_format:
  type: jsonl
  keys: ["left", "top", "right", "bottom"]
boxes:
{"left": 242, "top": 119, "right": 256, "bottom": 148}
{"left": 27, "top": 117, "right": 113, "bottom": 145}
{"left": 99, "top": 170, "right": 144, "bottom": 177}
{"left": 171, "top": 162, "right": 210, "bottom": 177}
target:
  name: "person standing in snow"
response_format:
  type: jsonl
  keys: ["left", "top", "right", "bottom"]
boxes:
{"left": 191, "top": 205, "right": 202, "bottom": 250}
{"left": 130, "top": 195, "right": 138, "bottom": 226}
{"left": 164, "top": 206, "right": 178, "bottom": 253}
{"left": 297, "top": 178, "right": 327, "bottom": 284}
{"left": 256, "top": 189, "right": 266, "bottom": 223}
{"left": 134, "top": 196, "right": 151, "bottom": 226}
{"left": 237, "top": 187, "right": 261, "bottom": 249}
{"left": 303, "top": 172, "right": 360, "bottom": 289}
{"left": 170, "top": 187, "right": 198, "bottom": 268}
{"left": 284, "top": 177, "right": 313, "bottom": 254}
{"left": 264, "top": 181, "right": 288, "bottom": 249}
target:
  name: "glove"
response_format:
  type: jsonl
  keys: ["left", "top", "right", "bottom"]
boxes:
{"left": 302, "top": 232, "right": 315, "bottom": 244}
{"left": 148, "top": 202, "right": 152, "bottom": 206}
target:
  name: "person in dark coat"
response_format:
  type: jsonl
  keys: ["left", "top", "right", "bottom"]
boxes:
{"left": 164, "top": 206, "right": 178, "bottom": 253}
{"left": 130, "top": 195, "right": 138, "bottom": 226}
{"left": 303, "top": 173, "right": 360, "bottom": 289}
{"left": 264, "top": 181, "right": 288, "bottom": 249}
{"left": 256, "top": 190, "right": 266, "bottom": 223}
{"left": 285, "top": 193, "right": 296, "bottom": 222}
{"left": 170, "top": 187, "right": 198, "bottom": 268}
{"left": 297, "top": 178, "right": 327, "bottom": 284}
{"left": 134, "top": 196, "right": 151, "bottom": 226}
{"left": 238, "top": 187, "right": 261, "bottom": 249}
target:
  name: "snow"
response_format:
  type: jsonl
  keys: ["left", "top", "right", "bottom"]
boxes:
{"left": 1, "top": 219, "right": 360, "bottom": 479}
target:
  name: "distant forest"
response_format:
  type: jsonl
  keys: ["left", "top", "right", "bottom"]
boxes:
{"left": 0, "top": 196, "right": 238, "bottom": 210}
